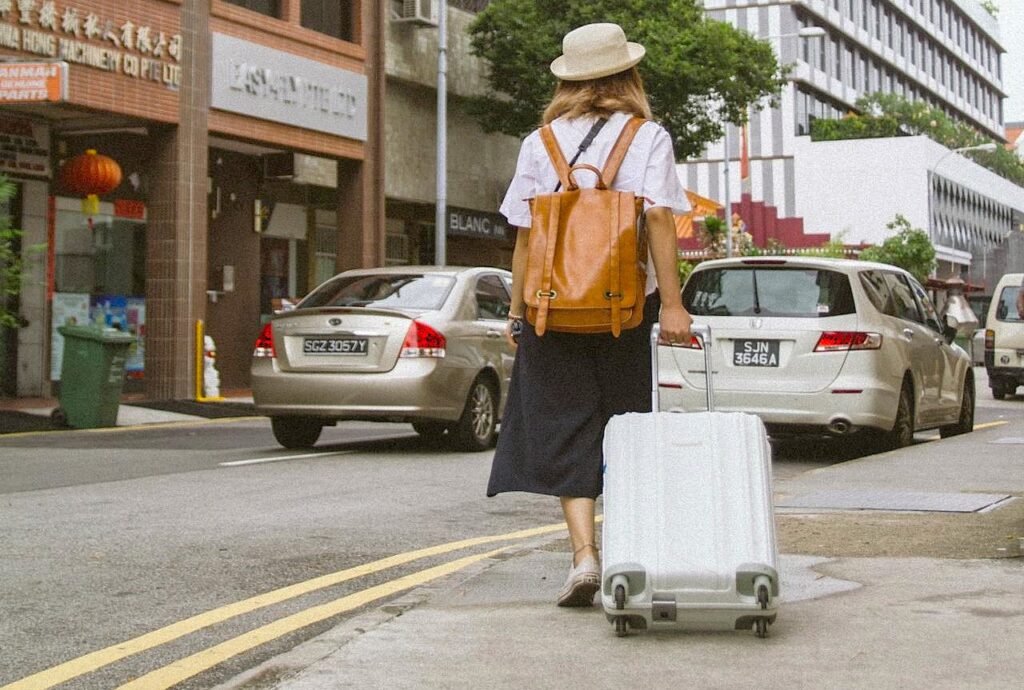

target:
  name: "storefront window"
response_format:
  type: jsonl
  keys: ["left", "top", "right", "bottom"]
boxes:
{"left": 223, "top": 0, "right": 280, "bottom": 17}
{"left": 51, "top": 199, "right": 147, "bottom": 383}
{"left": 302, "top": 0, "right": 354, "bottom": 41}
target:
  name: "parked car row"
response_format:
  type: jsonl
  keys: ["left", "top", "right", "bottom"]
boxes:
{"left": 252, "top": 258, "right": 982, "bottom": 451}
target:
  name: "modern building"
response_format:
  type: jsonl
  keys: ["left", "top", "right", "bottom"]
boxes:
{"left": 682, "top": 1, "right": 1021, "bottom": 285}
{"left": 383, "top": 1, "right": 519, "bottom": 269}
{"left": 0, "top": 1, "right": 386, "bottom": 398}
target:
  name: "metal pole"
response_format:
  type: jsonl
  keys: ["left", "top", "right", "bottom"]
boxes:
{"left": 723, "top": 124, "right": 733, "bottom": 258}
{"left": 435, "top": 0, "right": 448, "bottom": 266}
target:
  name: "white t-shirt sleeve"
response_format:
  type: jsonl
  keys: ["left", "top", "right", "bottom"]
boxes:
{"left": 642, "top": 124, "right": 690, "bottom": 215}
{"left": 499, "top": 133, "right": 540, "bottom": 228}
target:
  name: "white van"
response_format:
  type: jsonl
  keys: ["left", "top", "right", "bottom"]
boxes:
{"left": 985, "top": 273, "right": 1024, "bottom": 399}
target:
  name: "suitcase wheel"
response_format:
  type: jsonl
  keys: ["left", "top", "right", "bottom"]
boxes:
{"left": 755, "top": 618, "right": 769, "bottom": 638}
{"left": 613, "top": 583, "right": 627, "bottom": 610}
{"left": 614, "top": 616, "right": 629, "bottom": 637}
{"left": 755, "top": 576, "right": 772, "bottom": 610}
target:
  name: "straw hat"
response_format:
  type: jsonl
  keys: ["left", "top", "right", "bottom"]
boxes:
{"left": 550, "top": 23, "right": 646, "bottom": 82}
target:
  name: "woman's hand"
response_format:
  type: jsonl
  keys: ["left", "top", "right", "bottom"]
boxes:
{"left": 505, "top": 317, "right": 523, "bottom": 349}
{"left": 658, "top": 305, "right": 693, "bottom": 346}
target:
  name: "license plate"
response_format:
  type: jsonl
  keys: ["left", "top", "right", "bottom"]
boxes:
{"left": 733, "top": 339, "right": 779, "bottom": 367}
{"left": 303, "top": 337, "right": 368, "bottom": 355}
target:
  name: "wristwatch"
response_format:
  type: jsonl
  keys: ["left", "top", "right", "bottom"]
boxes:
{"left": 508, "top": 316, "right": 524, "bottom": 343}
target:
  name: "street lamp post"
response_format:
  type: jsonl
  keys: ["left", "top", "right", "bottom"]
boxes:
{"left": 435, "top": 0, "right": 448, "bottom": 266}
{"left": 926, "top": 142, "right": 998, "bottom": 244}
{"left": 722, "top": 26, "right": 825, "bottom": 257}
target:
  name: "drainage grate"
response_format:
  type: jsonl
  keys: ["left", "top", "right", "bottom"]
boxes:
{"left": 777, "top": 489, "right": 1011, "bottom": 513}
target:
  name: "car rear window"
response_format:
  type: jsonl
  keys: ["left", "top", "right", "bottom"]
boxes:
{"left": 300, "top": 274, "right": 456, "bottom": 311}
{"left": 683, "top": 267, "right": 855, "bottom": 318}
{"left": 994, "top": 285, "right": 1023, "bottom": 323}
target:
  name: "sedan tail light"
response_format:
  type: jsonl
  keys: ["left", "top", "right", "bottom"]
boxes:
{"left": 814, "top": 331, "right": 882, "bottom": 352}
{"left": 985, "top": 329, "right": 994, "bottom": 350}
{"left": 253, "top": 322, "right": 276, "bottom": 358}
{"left": 400, "top": 320, "right": 446, "bottom": 358}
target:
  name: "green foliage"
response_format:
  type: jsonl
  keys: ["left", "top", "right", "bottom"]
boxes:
{"left": 678, "top": 258, "right": 695, "bottom": 287}
{"left": 467, "top": 0, "right": 789, "bottom": 159}
{"left": 810, "top": 114, "right": 902, "bottom": 141}
{"left": 813, "top": 93, "right": 1024, "bottom": 187}
{"left": 859, "top": 215, "right": 936, "bottom": 284}
{"left": 0, "top": 175, "right": 25, "bottom": 329}
{"left": 797, "top": 233, "right": 848, "bottom": 259}
{"left": 980, "top": 1, "right": 998, "bottom": 18}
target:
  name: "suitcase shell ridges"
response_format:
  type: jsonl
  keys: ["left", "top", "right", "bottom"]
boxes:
{"left": 601, "top": 410, "right": 779, "bottom": 630}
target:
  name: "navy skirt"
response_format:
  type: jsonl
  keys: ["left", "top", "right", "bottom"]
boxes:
{"left": 487, "top": 292, "right": 661, "bottom": 499}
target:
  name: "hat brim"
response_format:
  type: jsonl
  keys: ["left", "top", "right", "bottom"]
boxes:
{"left": 550, "top": 43, "right": 645, "bottom": 82}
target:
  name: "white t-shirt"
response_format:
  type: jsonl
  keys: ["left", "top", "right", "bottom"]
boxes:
{"left": 499, "top": 111, "right": 689, "bottom": 294}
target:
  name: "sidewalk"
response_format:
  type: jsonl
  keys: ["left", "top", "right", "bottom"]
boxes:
{"left": 0, "top": 391, "right": 257, "bottom": 434}
{"left": 216, "top": 386, "right": 1024, "bottom": 690}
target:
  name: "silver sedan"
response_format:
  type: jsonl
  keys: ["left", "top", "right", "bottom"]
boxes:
{"left": 252, "top": 266, "right": 515, "bottom": 450}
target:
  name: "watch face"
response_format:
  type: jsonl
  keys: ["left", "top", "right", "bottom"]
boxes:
{"left": 510, "top": 319, "right": 524, "bottom": 341}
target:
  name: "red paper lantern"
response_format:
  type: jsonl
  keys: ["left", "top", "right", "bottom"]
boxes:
{"left": 59, "top": 149, "right": 122, "bottom": 197}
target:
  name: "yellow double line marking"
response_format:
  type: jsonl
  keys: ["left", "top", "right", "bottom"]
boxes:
{"left": 2, "top": 521, "right": 572, "bottom": 690}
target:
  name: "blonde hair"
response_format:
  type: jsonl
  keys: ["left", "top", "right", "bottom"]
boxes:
{"left": 542, "top": 68, "right": 653, "bottom": 124}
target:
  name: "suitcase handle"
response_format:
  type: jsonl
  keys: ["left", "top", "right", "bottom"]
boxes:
{"left": 650, "top": 323, "right": 714, "bottom": 413}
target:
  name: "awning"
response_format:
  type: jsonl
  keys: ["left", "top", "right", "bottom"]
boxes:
{"left": 675, "top": 190, "right": 722, "bottom": 240}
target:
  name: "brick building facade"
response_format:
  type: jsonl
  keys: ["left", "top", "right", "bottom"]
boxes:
{"left": 0, "top": 0, "right": 385, "bottom": 398}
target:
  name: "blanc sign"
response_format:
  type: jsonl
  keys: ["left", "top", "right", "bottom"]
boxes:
{"left": 447, "top": 207, "right": 510, "bottom": 240}
{"left": 211, "top": 33, "right": 367, "bottom": 141}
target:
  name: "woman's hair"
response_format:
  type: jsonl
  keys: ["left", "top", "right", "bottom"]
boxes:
{"left": 542, "top": 67, "right": 653, "bottom": 124}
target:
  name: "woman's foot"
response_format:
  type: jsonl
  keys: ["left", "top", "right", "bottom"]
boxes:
{"left": 557, "top": 545, "right": 600, "bottom": 607}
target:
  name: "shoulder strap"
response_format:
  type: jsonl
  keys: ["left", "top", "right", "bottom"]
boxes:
{"left": 540, "top": 126, "right": 572, "bottom": 192}
{"left": 601, "top": 116, "right": 645, "bottom": 187}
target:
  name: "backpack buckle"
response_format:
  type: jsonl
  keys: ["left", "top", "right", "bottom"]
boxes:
{"left": 604, "top": 291, "right": 623, "bottom": 300}
{"left": 536, "top": 290, "right": 558, "bottom": 299}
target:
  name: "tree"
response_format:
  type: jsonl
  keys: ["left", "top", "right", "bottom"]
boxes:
{"left": 466, "top": 0, "right": 789, "bottom": 159}
{"left": 859, "top": 215, "right": 936, "bottom": 284}
{"left": 980, "top": 1, "right": 998, "bottom": 18}
{"left": 0, "top": 175, "right": 26, "bottom": 329}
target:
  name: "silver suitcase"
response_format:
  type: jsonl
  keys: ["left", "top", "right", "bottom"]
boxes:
{"left": 601, "top": 324, "right": 779, "bottom": 637}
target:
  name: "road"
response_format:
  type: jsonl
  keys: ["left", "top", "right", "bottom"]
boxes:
{"left": 0, "top": 396, "right": 1012, "bottom": 689}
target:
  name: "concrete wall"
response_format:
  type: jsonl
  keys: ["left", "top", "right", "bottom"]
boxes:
{"left": 384, "top": 6, "right": 520, "bottom": 213}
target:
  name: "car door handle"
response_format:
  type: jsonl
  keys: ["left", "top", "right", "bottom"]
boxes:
{"left": 486, "top": 331, "right": 503, "bottom": 339}
{"left": 902, "top": 328, "right": 915, "bottom": 340}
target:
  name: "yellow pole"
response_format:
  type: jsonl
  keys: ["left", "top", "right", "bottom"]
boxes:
{"left": 195, "top": 320, "right": 204, "bottom": 401}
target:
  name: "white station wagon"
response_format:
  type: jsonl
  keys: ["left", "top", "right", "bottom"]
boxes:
{"left": 659, "top": 257, "right": 975, "bottom": 447}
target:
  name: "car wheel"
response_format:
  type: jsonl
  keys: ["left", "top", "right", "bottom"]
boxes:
{"left": 940, "top": 376, "right": 974, "bottom": 439}
{"left": 271, "top": 416, "right": 323, "bottom": 449}
{"left": 883, "top": 382, "right": 914, "bottom": 450}
{"left": 450, "top": 376, "right": 497, "bottom": 451}
{"left": 990, "top": 383, "right": 1007, "bottom": 400}
{"left": 412, "top": 421, "right": 449, "bottom": 440}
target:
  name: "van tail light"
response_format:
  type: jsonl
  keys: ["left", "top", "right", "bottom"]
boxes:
{"left": 814, "top": 331, "right": 882, "bottom": 352}
{"left": 985, "top": 329, "right": 994, "bottom": 350}
{"left": 400, "top": 320, "right": 446, "bottom": 358}
{"left": 253, "top": 322, "right": 276, "bottom": 358}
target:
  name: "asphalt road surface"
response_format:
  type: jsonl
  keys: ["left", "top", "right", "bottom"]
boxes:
{"left": 0, "top": 401, "right": 1010, "bottom": 690}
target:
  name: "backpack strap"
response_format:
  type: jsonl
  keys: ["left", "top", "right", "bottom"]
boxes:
{"left": 601, "top": 116, "right": 645, "bottom": 187}
{"left": 534, "top": 195, "right": 562, "bottom": 336}
{"left": 539, "top": 125, "right": 572, "bottom": 192}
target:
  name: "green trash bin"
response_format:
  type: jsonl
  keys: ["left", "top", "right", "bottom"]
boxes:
{"left": 55, "top": 325, "right": 137, "bottom": 429}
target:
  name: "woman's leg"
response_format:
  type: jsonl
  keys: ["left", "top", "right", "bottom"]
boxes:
{"left": 560, "top": 496, "right": 598, "bottom": 566}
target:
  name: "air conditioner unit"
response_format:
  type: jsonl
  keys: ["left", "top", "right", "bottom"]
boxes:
{"left": 394, "top": 0, "right": 439, "bottom": 26}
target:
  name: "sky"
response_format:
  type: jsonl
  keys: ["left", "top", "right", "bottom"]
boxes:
{"left": 999, "top": 2, "right": 1024, "bottom": 123}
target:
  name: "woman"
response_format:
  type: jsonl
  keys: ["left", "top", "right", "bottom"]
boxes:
{"left": 486, "top": 22, "right": 694, "bottom": 607}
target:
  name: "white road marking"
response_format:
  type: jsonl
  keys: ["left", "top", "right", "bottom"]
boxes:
{"left": 219, "top": 450, "right": 353, "bottom": 467}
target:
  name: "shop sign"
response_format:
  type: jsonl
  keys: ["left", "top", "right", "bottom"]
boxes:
{"left": 0, "top": 60, "right": 66, "bottom": 102}
{"left": 0, "top": 117, "right": 50, "bottom": 177}
{"left": 447, "top": 207, "right": 510, "bottom": 241}
{"left": 211, "top": 33, "right": 367, "bottom": 141}
{"left": 0, "top": 2, "right": 182, "bottom": 88}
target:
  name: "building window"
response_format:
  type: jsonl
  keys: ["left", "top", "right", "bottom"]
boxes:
{"left": 302, "top": 0, "right": 355, "bottom": 41}
{"left": 223, "top": 0, "right": 279, "bottom": 16}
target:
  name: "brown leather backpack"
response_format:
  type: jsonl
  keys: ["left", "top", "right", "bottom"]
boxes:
{"left": 524, "top": 116, "right": 647, "bottom": 337}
